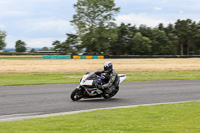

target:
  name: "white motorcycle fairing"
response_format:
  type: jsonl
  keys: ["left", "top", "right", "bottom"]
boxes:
{"left": 80, "top": 74, "right": 127, "bottom": 86}
{"left": 80, "top": 75, "right": 93, "bottom": 86}
{"left": 118, "top": 74, "right": 127, "bottom": 84}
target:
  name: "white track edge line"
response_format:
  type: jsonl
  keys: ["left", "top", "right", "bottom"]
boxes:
{"left": 1, "top": 100, "right": 200, "bottom": 122}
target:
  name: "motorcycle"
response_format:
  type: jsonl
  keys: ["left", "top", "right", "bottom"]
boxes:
{"left": 70, "top": 72, "right": 127, "bottom": 101}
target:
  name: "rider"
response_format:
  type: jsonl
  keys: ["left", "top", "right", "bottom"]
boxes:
{"left": 93, "top": 61, "right": 119, "bottom": 97}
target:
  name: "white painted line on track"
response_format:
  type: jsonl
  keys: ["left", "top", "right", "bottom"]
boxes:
{"left": 0, "top": 100, "right": 199, "bottom": 122}
{"left": 0, "top": 113, "right": 43, "bottom": 118}
{"left": 0, "top": 113, "right": 44, "bottom": 122}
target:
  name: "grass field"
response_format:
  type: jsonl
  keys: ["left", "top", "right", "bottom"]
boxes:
{"left": 1, "top": 72, "right": 200, "bottom": 86}
{"left": 1, "top": 58, "right": 200, "bottom": 74}
{"left": 1, "top": 58, "right": 199, "bottom": 86}
{"left": 0, "top": 101, "right": 199, "bottom": 133}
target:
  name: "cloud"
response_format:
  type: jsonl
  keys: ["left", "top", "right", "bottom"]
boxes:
{"left": 0, "top": 10, "right": 30, "bottom": 18}
{"left": 0, "top": 24, "right": 5, "bottom": 29}
{"left": 25, "top": 37, "right": 66, "bottom": 47}
{"left": 154, "top": 7, "right": 162, "bottom": 11}
{"left": 5, "top": 35, "right": 66, "bottom": 48}
{"left": 116, "top": 13, "right": 173, "bottom": 27}
{"left": 7, "top": 18, "right": 75, "bottom": 39}
{"left": 160, "top": 0, "right": 168, "bottom": 3}
{"left": 5, "top": 19, "right": 75, "bottom": 48}
{"left": 179, "top": 10, "right": 184, "bottom": 14}
{"left": 29, "top": 19, "right": 73, "bottom": 33}
{"left": 0, "top": 0, "right": 11, "bottom": 5}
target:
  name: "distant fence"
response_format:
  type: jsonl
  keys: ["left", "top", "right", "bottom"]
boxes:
{"left": 104, "top": 55, "right": 200, "bottom": 58}
{"left": 72, "top": 55, "right": 104, "bottom": 59}
{"left": 42, "top": 55, "right": 104, "bottom": 59}
{"left": 42, "top": 55, "right": 200, "bottom": 59}
{"left": 43, "top": 55, "right": 71, "bottom": 59}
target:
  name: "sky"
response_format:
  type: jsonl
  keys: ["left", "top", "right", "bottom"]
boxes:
{"left": 0, "top": 0, "right": 200, "bottom": 48}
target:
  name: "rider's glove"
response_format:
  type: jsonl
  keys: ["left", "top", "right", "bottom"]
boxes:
{"left": 101, "top": 74, "right": 106, "bottom": 79}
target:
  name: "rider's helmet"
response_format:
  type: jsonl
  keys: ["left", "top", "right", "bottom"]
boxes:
{"left": 104, "top": 61, "right": 113, "bottom": 73}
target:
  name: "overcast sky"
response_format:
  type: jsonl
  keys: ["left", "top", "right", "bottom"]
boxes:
{"left": 0, "top": 0, "right": 200, "bottom": 48}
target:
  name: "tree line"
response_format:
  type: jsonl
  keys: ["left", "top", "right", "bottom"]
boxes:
{"left": 109, "top": 20, "right": 200, "bottom": 55}
{"left": 53, "top": 0, "right": 200, "bottom": 55}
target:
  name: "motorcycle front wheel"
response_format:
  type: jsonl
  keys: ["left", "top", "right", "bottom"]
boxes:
{"left": 70, "top": 88, "right": 83, "bottom": 101}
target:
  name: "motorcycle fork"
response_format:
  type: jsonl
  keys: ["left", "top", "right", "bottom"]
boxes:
{"left": 78, "top": 85, "right": 88, "bottom": 97}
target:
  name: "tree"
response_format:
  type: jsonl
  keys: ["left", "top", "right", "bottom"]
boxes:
{"left": 158, "top": 23, "right": 178, "bottom": 55}
{"left": 175, "top": 19, "right": 193, "bottom": 55}
{"left": 65, "top": 33, "right": 78, "bottom": 54}
{"left": 30, "top": 48, "right": 35, "bottom": 53}
{"left": 0, "top": 30, "right": 6, "bottom": 50}
{"left": 158, "top": 23, "right": 165, "bottom": 31}
{"left": 15, "top": 40, "right": 26, "bottom": 52}
{"left": 138, "top": 25, "right": 153, "bottom": 40}
{"left": 126, "top": 25, "right": 138, "bottom": 55}
{"left": 109, "top": 23, "right": 137, "bottom": 55}
{"left": 71, "top": 0, "right": 120, "bottom": 53}
{"left": 195, "top": 21, "right": 200, "bottom": 54}
{"left": 131, "top": 32, "right": 152, "bottom": 55}
{"left": 52, "top": 34, "right": 78, "bottom": 54}
{"left": 41, "top": 47, "right": 49, "bottom": 51}
{"left": 52, "top": 40, "right": 61, "bottom": 52}
{"left": 187, "top": 21, "right": 199, "bottom": 55}
{"left": 52, "top": 40, "right": 69, "bottom": 54}
{"left": 151, "top": 28, "right": 175, "bottom": 55}
{"left": 162, "top": 23, "right": 178, "bottom": 55}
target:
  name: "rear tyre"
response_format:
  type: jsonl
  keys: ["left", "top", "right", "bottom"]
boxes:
{"left": 112, "top": 86, "right": 119, "bottom": 96}
{"left": 103, "top": 94, "right": 111, "bottom": 99}
{"left": 70, "top": 88, "right": 83, "bottom": 101}
{"left": 104, "top": 86, "right": 119, "bottom": 99}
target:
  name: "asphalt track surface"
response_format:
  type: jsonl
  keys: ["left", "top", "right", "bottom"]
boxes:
{"left": 0, "top": 80, "right": 200, "bottom": 121}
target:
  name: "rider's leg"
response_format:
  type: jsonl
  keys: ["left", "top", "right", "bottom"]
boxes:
{"left": 103, "top": 85, "right": 115, "bottom": 96}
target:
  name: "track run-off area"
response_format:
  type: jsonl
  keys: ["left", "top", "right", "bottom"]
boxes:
{"left": 0, "top": 80, "right": 200, "bottom": 122}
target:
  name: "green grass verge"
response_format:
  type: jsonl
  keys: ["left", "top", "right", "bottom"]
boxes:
{"left": 0, "top": 72, "right": 200, "bottom": 86}
{"left": 0, "top": 73, "right": 83, "bottom": 86}
{"left": 0, "top": 101, "right": 199, "bottom": 132}
{"left": 125, "top": 72, "right": 200, "bottom": 81}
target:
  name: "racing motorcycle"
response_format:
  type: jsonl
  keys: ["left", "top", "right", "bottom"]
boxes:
{"left": 70, "top": 72, "right": 127, "bottom": 101}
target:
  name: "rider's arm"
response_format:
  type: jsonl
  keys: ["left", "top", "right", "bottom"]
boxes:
{"left": 102, "top": 73, "right": 117, "bottom": 89}
{"left": 94, "top": 69, "right": 104, "bottom": 75}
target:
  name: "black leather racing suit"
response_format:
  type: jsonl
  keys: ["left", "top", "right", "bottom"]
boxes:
{"left": 95, "top": 69, "right": 119, "bottom": 94}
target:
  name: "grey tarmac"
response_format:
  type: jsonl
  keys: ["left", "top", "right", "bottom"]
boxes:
{"left": 0, "top": 80, "right": 200, "bottom": 121}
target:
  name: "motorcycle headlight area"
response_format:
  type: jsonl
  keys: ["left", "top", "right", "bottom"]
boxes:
{"left": 80, "top": 80, "right": 93, "bottom": 86}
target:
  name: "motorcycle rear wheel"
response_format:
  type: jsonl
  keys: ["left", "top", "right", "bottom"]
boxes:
{"left": 71, "top": 88, "right": 83, "bottom": 101}
{"left": 103, "top": 86, "right": 119, "bottom": 99}
{"left": 111, "top": 86, "right": 119, "bottom": 97}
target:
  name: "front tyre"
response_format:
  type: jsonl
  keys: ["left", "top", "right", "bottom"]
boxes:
{"left": 70, "top": 88, "right": 83, "bottom": 101}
